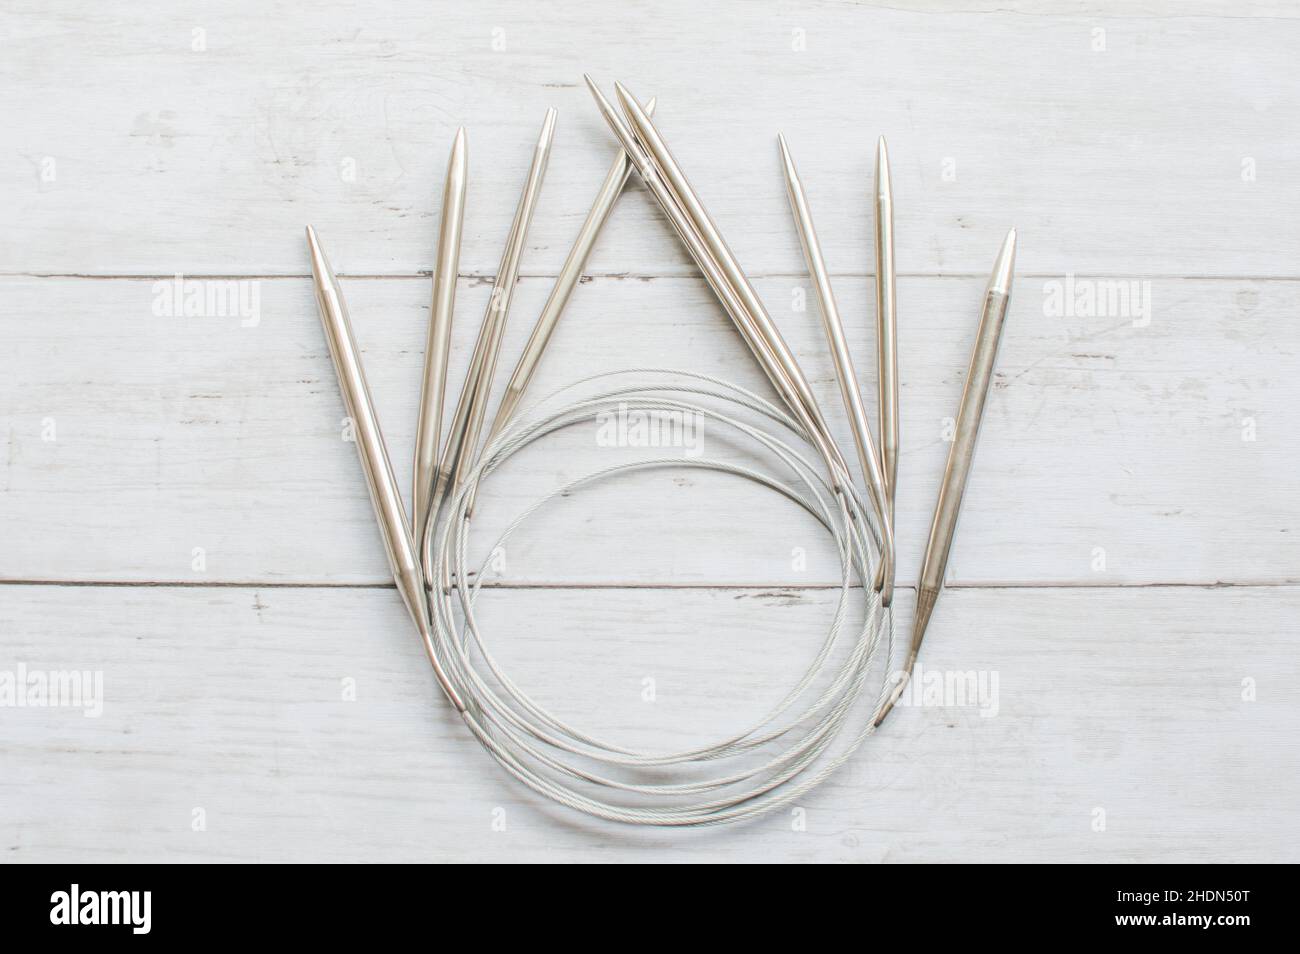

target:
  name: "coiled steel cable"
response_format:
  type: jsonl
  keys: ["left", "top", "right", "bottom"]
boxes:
{"left": 427, "top": 369, "right": 895, "bottom": 826}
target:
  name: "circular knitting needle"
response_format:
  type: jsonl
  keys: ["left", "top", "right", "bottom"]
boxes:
{"left": 590, "top": 79, "right": 890, "bottom": 593}
{"left": 582, "top": 77, "right": 848, "bottom": 494}
{"left": 610, "top": 82, "right": 838, "bottom": 453}
{"left": 413, "top": 128, "right": 467, "bottom": 560}
{"left": 873, "top": 227, "right": 1017, "bottom": 727}
{"left": 432, "top": 108, "right": 556, "bottom": 536}
{"left": 874, "top": 136, "right": 899, "bottom": 516}
{"left": 484, "top": 98, "right": 657, "bottom": 447}
{"left": 778, "top": 134, "right": 894, "bottom": 579}
{"left": 305, "top": 225, "right": 466, "bottom": 713}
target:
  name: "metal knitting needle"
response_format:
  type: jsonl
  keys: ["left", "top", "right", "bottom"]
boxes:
{"left": 608, "top": 82, "right": 899, "bottom": 597}
{"left": 582, "top": 79, "right": 820, "bottom": 455}
{"left": 873, "top": 227, "right": 1017, "bottom": 727}
{"left": 601, "top": 82, "right": 857, "bottom": 485}
{"left": 413, "top": 127, "right": 467, "bottom": 560}
{"left": 610, "top": 82, "right": 835, "bottom": 451}
{"left": 305, "top": 225, "right": 465, "bottom": 713}
{"left": 874, "top": 136, "right": 899, "bottom": 515}
{"left": 777, "top": 134, "right": 893, "bottom": 561}
{"left": 582, "top": 79, "right": 792, "bottom": 407}
{"left": 433, "top": 108, "right": 556, "bottom": 539}
{"left": 586, "top": 78, "right": 863, "bottom": 559}
{"left": 485, "top": 98, "right": 657, "bottom": 447}
{"left": 458, "top": 109, "right": 558, "bottom": 520}
{"left": 608, "top": 80, "right": 891, "bottom": 602}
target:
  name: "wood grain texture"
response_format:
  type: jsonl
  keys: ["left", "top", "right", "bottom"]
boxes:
{"left": 2, "top": 1, "right": 1297, "bottom": 277}
{"left": 0, "top": 274, "right": 1294, "bottom": 586}
{"left": 2, "top": 583, "right": 1295, "bottom": 862}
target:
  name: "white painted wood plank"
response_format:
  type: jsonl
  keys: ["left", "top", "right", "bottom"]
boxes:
{"left": 1, "top": 274, "right": 1294, "bottom": 586}
{"left": 2, "top": 1, "right": 1296, "bottom": 277}
{"left": 2, "top": 583, "right": 1294, "bottom": 862}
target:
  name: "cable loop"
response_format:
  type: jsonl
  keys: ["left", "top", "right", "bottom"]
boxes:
{"left": 428, "top": 369, "right": 894, "bottom": 826}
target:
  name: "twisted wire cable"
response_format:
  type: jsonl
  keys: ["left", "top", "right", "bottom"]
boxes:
{"left": 427, "top": 369, "right": 896, "bottom": 826}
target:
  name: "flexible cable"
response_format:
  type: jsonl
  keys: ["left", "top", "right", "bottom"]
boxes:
{"left": 423, "top": 369, "right": 896, "bottom": 826}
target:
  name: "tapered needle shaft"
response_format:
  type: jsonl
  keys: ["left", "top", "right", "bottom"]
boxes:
{"left": 611, "top": 82, "right": 833, "bottom": 450}
{"left": 486, "top": 99, "right": 657, "bottom": 446}
{"left": 777, "top": 133, "right": 895, "bottom": 595}
{"left": 594, "top": 77, "right": 889, "bottom": 602}
{"left": 413, "top": 128, "right": 467, "bottom": 560}
{"left": 432, "top": 108, "right": 556, "bottom": 540}
{"left": 581, "top": 79, "right": 831, "bottom": 474}
{"left": 305, "top": 225, "right": 465, "bottom": 712}
{"left": 874, "top": 228, "right": 1017, "bottom": 727}
{"left": 875, "top": 136, "right": 899, "bottom": 514}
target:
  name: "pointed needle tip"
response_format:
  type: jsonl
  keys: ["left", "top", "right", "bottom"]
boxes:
{"left": 532, "top": 114, "right": 557, "bottom": 157}
{"left": 876, "top": 140, "right": 892, "bottom": 197}
{"left": 612, "top": 81, "right": 652, "bottom": 125}
{"left": 584, "top": 74, "right": 611, "bottom": 108}
{"left": 304, "top": 226, "right": 334, "bottom": 292}
{"left": 611, "top": 81, "right": 636, "bottom": 115}
{"left": 449, "top": 128, "right": 467, "bottom": 167}
{"left": 612, "top": 82, "right": 656, "bottom": 140}
{"left": 304, "top": 225, "right": 323, "bottom": 263}
{"left": 990, "top": 228, "right": 1018, "bottom": 293}
{"left": 776, "top": 134, "right": 797, "bottom": 179}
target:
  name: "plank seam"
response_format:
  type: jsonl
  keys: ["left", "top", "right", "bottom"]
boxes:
{"left": 4, "top": 272, "right": 1300, "bottom": 283}
{"left": 0, "top": 579, "right": 1294, "bottom": 591}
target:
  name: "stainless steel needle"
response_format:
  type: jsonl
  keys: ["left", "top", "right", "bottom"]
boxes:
{"left": 595, "top": 77, "right": 890, "bottom": 603}
{"left": 874, "top": 136, "right": 898, "bottom": 514}
{"left": 305, "top": 225, "right": 465, "bottom": 712}
{"left": 434, "top": 107, "right": 556, "bottom": 532}
{"left": 581, "top": 79, "right": 826, "bottom": 465}
{"left": 413, "top": 127, "right": 467, "bottom": 558}
{"left": 610, "top": 82, "right": 830, "bottom": 446}
{"left": 874, "top": 227, "right": 1017, "bottom": 727}
{"left": 485, "top": 99, "right": 657, "bottom": 445}
{"left": 777, "top": 133, "right": 894, "bottom": 591}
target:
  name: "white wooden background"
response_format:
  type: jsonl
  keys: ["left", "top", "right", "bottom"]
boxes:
{"left": 2, "top": 1, "right": 1297, "bottom": 862}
